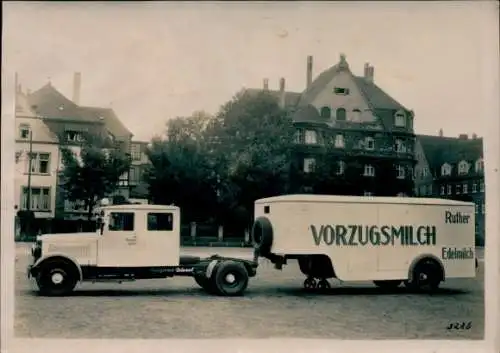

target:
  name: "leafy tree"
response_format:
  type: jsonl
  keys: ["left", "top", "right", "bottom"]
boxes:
{"left": 144, "top": 111, "right": 219, "bottom": 223}
{"left": 59, "top": 140, "right": 131, "bottom": 220}
{"left": 211, "top": 90, "right": 295, "bottom": 226}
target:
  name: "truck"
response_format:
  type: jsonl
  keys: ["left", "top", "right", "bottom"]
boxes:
{"left": 27, "top": 203, "right": 258, "bottom": 297}
{"left": 251, "top": 194, "right": 478, "bottom": 292}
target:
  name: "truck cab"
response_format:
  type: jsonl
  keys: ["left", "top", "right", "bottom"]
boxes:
{"left": 28, "top": 203, "right": 257, "bottom": 297}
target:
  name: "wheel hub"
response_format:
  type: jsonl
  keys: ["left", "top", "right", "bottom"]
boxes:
{"left": 225, "top": 273, "right": 236, "bottom": 284}
{"left": 51, "top": 272, "right": 64, "bottom": 284}
{"left": 419, "top": 273, "right": 428, "bottom": 281}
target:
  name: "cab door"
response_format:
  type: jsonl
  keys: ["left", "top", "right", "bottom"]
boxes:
{"left": 144, "top": 211, "right": 180, "bottom": 267}
{"left": 98, "top": 211, "right": 146, "bottom": 267}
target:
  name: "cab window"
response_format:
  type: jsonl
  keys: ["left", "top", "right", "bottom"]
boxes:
{"left": 108, "top": 212, "right": 134, "bottom": 231}
{"left": 147, "top": 213, "right": 173, "bottom": 231}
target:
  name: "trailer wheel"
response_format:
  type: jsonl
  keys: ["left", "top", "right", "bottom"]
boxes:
{"left": 251, "top": 217, "right": 273, "bottom": 256}
{"left": 407, "top": 259, "right": 442, "bottom": 292}
{"left": 373, "top": 280, "right": 402, "bottom": 290}
{"left": 36, "top": 261, "right": 78, "bottom": 296}
{"left": 212, "top": 261, "right": 249, "bottom": 296}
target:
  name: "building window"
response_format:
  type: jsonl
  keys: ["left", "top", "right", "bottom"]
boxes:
{"left": 440, "top": 186, "right": 445, "bottom": 195}
{"left": 334, "top": 134, "right": 345, "bottom": 148}
{"left": 480, "top": 182, "right": 484, "bottom": 192}
{"left": 482, "top": 203, "right": 485, "bottom": 214}
{"left": 441, "top": 163, "right": 452, "bottom": 176}
{"left": 422, "top": 167, "right": 429, "bottom": 177}
{"left": 394, "top": 111, "right": 406, "bottom": 127}
{"left": 66, "top": 130, "right": 84, "bottom": 143}
{"left": 394, "top": 139, "right": 406, "bottom": 153}
{"left": 396, "top": 165, "right": 405, "bottom": 179}
{"left": 352, "top": 109, "right": 361, "bottom": 121}
{"left": 131, "top": 143, "right": 143, "bottom": 161}
{"left": 294, "top": 129, "right": 303, "bottom": 144}
{"left": 336, "top": 108, "right": 346, "bottom": 121}
{"left": 472, "top": 183, "right": 477, "bottom": 193}
{"left": 333, "top": 87, "right": 350, "bottom": 95}
{"left": 118, "top": 171, "right": 129, "bottom": 187}
{"left": 336, "top": 161, "right": 346, "bottom": 175}
{"left": 19, "top": 124, "right": 30, "bottom": 140}
{"left": 320, "top": 106, "right": 331, "bottom": 119}
{"left": 447, "top": 184, "right": 451, "bottom": 195}
{"left": 21, "top": 187, "right": 50, "bottom": 211}
{"left": 25, "top": 153, "right": 50, "bottom": 174}
{"left": 475, "top": 159, "right": 484, "bottom": 173}
{"left": 365, "top": 137, "right": 375, "bottom": 150}
{"left": 475, "top": 204, "right": 479, "bottom": 214}
{"left": 303, "top": 158, "right": 315, "bottom": 173}
{"left": 304, "top": 130, "right": 318, "bottom": 144}
{"left": 458, "top": 160, "right": 470, "bottom": 175}
{"left": 456, "top": 184, "right": 461, "bottom": 194}
{"left": 364, "top": 191, "right": 373, "bottom": 196}
{"left": 364, "top": 164, "right": 375, "bottom": 177}
{"left": 463, "top": 183, "right": 468, "bottom": 194}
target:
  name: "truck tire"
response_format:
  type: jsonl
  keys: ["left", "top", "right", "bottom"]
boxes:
{"left": 36, "top": 261, "right": 78, "bottom": 296}
{"left": 194, "top": 274, "right": 217, "bottom": 294}
{"left": 251, "top": 217, "right": 273, "bottom": 256}
{"left": 406, "top": 259, "right": 442, "bottom": 292}
{"left": 212, "top": 260, "right": 249, "bottom": 296}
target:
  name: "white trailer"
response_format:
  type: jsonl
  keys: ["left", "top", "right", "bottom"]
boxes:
{"left": 251, "top": 194, "right": 478, "bottom": 292}
{"left": 28, "top": 204, "right": 258, "bottom": 297}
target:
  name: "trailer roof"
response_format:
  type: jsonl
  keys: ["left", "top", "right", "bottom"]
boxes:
{"left": 255, "top": 194, "right": 474, "bottom": 207}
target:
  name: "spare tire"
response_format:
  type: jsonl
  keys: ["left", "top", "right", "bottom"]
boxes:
{"left": 251, "top": 217, "right": 273, "bottom": 256}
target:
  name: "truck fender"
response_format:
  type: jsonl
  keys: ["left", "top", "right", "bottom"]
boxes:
{"left": 205, "top": 259, "right": 219, "bottom": 279}
{"left": 31, "top": 253, "right": 83, "bottom": 282}
{"left": 407, "top": 254, "right": 445, "bottom": 282}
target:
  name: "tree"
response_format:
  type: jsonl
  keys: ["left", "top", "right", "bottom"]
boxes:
{"left": 211, "top": 90, "right": 295, "bottom": 226}
{"left": 59, "top": 141, "right": 131, "bottom": 220}
{"left": 144, "top": 111, "right": 219, "bottom": 222}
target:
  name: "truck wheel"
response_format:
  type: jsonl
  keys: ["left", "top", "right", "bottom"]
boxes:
{"left": 36, "top": 262, "right": 78, "bottom": 296}
{"left": 212, "top": 261, "right": 249, "bottom": 297}
{"left": 194, "top": 275, "right": 217, "bottom": 294}
{"left": 407, "top": 260, "right": 441, "bottom": 292}
{"left": 373, "top": 280, "right": 402, "bottom": 290}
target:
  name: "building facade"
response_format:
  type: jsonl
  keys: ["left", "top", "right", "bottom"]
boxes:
{"left": 414, "top": 131, "right": 485, "bottom": 245}
{"left": 15, "top": 72, "right": 133, "bottom": 225}
{"left": 255, "top": 54, "right": 417, "bottom": 196}
{"left": 129, "top": 140, "right": 151, "bottom": 202}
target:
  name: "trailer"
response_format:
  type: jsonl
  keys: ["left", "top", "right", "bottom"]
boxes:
{"left": 251, "top": 194, "right": 478, "bottom": 292}
{"left": 27, "top": 203, "right": 258, "bottom": 297}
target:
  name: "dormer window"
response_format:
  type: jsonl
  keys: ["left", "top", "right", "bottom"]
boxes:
{"left": 336, "top": 108, "right": 346, "bottom": 121}
{"left": 396, "top": 165, "right": 405, "bottom": 179}
{"left": 394, "top": 139, "right": 406, "bottom": 153}
{"left": 304, "top": 130, "right": 317, "bottom": 144}
{"left": 334, "top": 134, "right": 345, "bottom": 148}
{"left": 364, "top": 137, "right": 375, "bottom": 150}
{"left": 333, "top": 87, "right": 350, "bottom": 95}
{"left": 422, "top": 167, "right": 429, "bottom": 177}
{"left": 394, "top": 111, "right": 406, "bottom": 127}
{"left": 441, "top": 163, "right": 452, "bottom": 176}
{"left": 320, "top": 106, "right": 331, "bottom": 119}
{"left": 66, "top": 130, "right": 83, "bottom": 143}
{"left": 458, "top": 160, "right": 470, "bottom": 175}
{"left": 475, "top": 158, "right": 484, "bottom": 173}
{"left": 303, "top": 158, "right": 315, "bottom": 173}
{"left": 19, "top": 124, "right": 30, "bottom": 140}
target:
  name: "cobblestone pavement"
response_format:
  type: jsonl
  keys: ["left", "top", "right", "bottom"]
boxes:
{"left": 15, "top": 246, "right": 484, "bottom": 339}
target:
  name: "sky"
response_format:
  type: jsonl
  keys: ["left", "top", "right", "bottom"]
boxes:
{"left": 2, "top": 1, "right": 498, "bottom": 142}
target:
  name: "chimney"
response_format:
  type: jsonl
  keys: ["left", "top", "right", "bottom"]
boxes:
{"left": 263, "top": 78, "right": 269, "bottom": 90}
{"left": 279, "top": 77, "right": 286, "bottom": 109}
{"left": 364, "top": 63, "right": 374, "bottom": 83}
{"left": 439, "top": 128, "right": 443, "bottom": 137}
{"left": 72, "top": 72, "right": 81, "bottom": 105}
{"left": 472, "top": 133, "right": 478, "bottom": 139}
{"left": 306, "top": 55, "right": 313, "bottom": 89}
